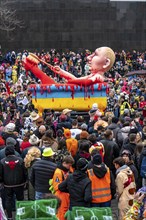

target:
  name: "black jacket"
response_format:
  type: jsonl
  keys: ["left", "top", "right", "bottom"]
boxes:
{"left": 57, "top": 121, "right": 72, "bottom": 130}
{"left": 30, "top": 157, "right": 57, "bottom": 193}
{"left": 107, "top": 123, "right": 123, "bottom": 148}
{"left": 100, "top": 138, "right": 119, "bottom": 171}
{"left": 122, "top": 142, "right": 137, "bottom": 155}
{"left": 0, "top": 155, "right": 27, "bottom": 187}
{"left": 33, "top": 128, "right": 44, "bottom": 139}
{"left": 127, "top": 161, "right": 138, "bottom": 183}
{"left": 59, "top": 170, "right": 92, "bottom": 209}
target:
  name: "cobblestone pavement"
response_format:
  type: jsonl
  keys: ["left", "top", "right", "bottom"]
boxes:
{"left": 111, "top": 199, "right": 118, "bottom": 220}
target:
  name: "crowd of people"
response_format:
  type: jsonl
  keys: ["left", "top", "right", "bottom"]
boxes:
{"left": 0, "top": 48, "right": 145, "bottom": 220}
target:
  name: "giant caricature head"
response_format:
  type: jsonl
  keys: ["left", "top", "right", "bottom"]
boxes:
{"left": 87, "top": 47, "right": 115, "bottom": 73}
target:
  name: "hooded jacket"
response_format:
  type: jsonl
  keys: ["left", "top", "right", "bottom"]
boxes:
{"left": 115, "top": 165, "right": 136, "bottom": 219}
{"left": 58, "top": 170, "right": 92, "bottom": 209}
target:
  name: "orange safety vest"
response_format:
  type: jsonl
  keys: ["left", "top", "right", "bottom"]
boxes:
{"left": 88, "top": 167, "right": 111, "bottom": 203}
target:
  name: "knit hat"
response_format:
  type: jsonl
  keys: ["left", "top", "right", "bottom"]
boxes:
{"left": 5, "top": 123, "right": 15, "bottom": 132}
{"left": 5, "top": 145, "right": 15, "bottom": 156}
{"left": 80, "top": 131, "right": 89, "bottom": 139}
{"left": 64, "top": 129, "right": 71, "bottom": 139}
{"left": 81, "top": 123, "right": 88, "bottom": 130}
{"left": 0, "top": 136, "right": 5, "bottom": 146}
{"left": 29, "top": 134, "right": 40, "bottom": 145}
{"left": 6, "top": 137, "right": 17, "bottom": 146}
{"left": 76, "top": 158, "right": 88, "bottom": 171}
{"left": 92, "top": 154, "right": 102, "bottom": 165}
{"left": 21, "top": 142, "right": 31, "bottom": 151}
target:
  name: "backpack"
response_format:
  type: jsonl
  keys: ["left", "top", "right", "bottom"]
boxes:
{"left": 140, "top": 156, "right": 146, "bottom": 178}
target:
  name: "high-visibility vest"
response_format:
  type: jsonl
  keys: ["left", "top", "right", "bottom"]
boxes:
{"left": 88, "top": 167, "right": 111, "bottom": 203}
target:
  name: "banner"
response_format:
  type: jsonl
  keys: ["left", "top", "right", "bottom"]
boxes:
{"left": 16, "top": 199, "right": 58, "bottom": 220}
{"left": 65, "top": 207, "right": 113, "bottom": 220}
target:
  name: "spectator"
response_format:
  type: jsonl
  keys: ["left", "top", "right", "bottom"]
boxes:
{"left": 88, "top": 153, "right": 115, "bottom": 207}
{"left": 121, "top": 149, "right": 138, "bottom": 187}
{"left": 113, "top": 157, "right": 136, "bottom": 220}
{"left": 24, "top": 147, "right": 41, "bottom": 200}
{"left": 70, "top": 119, "right": 82, "bottom": 139}
{"left": 0, "top": 145, "right": 27, "bottom": 220}
{"left": 122, "top": 133, "right": 137, "bottom": 155}
{"left": 30, "top": 147, "right": 57, "bottom": 199}
{"left": 33, "top": 125, "right": 46, "bottom": 139}
{"left": 63, "top": 128, "right": 78, "bottom": 157}
{"left": 52, "top": 155, "right": 74, "bottom": 220}
{"left": 59, "top": 158, "right": 92, "bottom": 209}
{"left": 100, "top": 130, "right": 119, "bottom": 175}
{"left": 107, "top": 117, "right": 123, "bottom": 148}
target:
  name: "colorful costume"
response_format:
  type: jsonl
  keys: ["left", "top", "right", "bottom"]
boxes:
{"left": 53, "top": 168, "right": 70, "bottom": 220}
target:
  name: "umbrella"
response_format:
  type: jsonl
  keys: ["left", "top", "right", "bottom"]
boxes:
{"left": 126, "top": 70, "right": 146, "bottom": 76}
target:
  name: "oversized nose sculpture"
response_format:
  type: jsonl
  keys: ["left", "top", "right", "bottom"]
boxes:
{"left": 87, "top": 53, "right": 94, "bottom": 62}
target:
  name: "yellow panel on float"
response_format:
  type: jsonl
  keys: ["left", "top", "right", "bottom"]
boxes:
{"left": 32, "top": 97, "right": 107, "bottom": 112}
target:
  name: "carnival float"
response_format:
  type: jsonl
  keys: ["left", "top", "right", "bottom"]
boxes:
{"left": 23, "top": 47, "right": 115, "bottom": 112}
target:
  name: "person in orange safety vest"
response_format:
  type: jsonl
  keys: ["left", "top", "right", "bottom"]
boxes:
{"left": 52, "top": 155, "right": 74, "bottom": 220}
{"left": 88, "top": 153, "right": 116, "bottom": 207}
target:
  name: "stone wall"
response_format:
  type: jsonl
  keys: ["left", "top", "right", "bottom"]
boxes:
{"left": 0, "top": 0, "right": 146, "bottom": 51}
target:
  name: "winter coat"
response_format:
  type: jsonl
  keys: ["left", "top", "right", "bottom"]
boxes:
{"left": 121, "top": 126, "right": 131, "bottom": 139}
{"left": 100, "top": 138, "right": 119, "bottom": 172}
{"left": 30, "top": 157, "right": 57, "bottom": 193}
{"left": 122, "top": 142, "right": 137, "bottom": 155}
{"left": 57, "top": 121, "right": 72, "bottom": 130}
{"left": 0, "top": 155, "right": 27, "bottom": 187}
{"left": 115, "top": 165, "right": 136, "bottom": 220}
{"left": 58, "top": 170, "right": 92, "bottom": 209}
{"left": 27, "top": 159, "right": 40, "bottom": 200}
{"left": 107, "top": 123, "right": 123, "bottom": 148}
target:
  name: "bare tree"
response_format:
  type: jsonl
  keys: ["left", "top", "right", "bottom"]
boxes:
{"left": 0, "top": 0, "right": 24, "bottom": 33}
